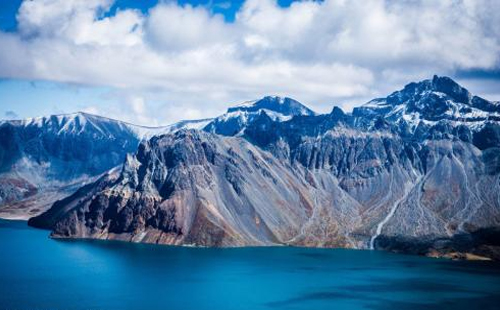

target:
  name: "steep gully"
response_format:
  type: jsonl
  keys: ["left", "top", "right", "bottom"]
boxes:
{"left": 370, "top": 176, "right": 423, "bottom": 250}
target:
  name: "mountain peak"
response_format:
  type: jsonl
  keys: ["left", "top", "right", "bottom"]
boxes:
{"left": 203, "top": 96, "right": 315, "bottom": 136}
{"left": 227, "top": 96, "right": 316, "bottom": 116}
{"left": 429, "top": 75, "right": 471, "bottom": 104}
{"left": 383, "top": 75, "right": 471, "bottom": 106}
{"left": 0, "top": 111, "right": 141, "bottom": 139}
{"left": 3, "top": 111, "right": 110, "bottom": 127}
{"left": 355, "top": 75, "right": 500, "bottom": 126}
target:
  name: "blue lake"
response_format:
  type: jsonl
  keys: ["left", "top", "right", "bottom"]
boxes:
{"left": 1, "top": 219, "right": 500, "bottom": 310}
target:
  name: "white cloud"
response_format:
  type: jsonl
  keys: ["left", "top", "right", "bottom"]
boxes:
{"left": 0, "top": 0, "right": 499, "bottom": 125}
{"left": 145, "top": 3, "right": 232, "bottom": 51}
{"left": 129, "top": 96, "right": 145, "bottom": 115}
{"left": 81, "top": 105, "right": 100, "bottom": 115}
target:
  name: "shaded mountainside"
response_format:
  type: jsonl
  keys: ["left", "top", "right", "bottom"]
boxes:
{"left": 29, "top": 76, "right": 500, "bottom": 259}
{"left": 0, "top": 112, "right": 148, "bottom": 219}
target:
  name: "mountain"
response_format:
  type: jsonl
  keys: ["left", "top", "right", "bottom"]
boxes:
{"left": 0, "top": 112, "right": 147, "bottom": 219}
{"left": 0, "top": 96, "right": 311, "bottom": 219}
{"left": 355, "top": 75, "right": 500, "bottom": 122}
{"left": 0, "top": 112, "right": 218, "bottom": 219}
{"left": 353, "top": 76, "right": 500, "bottom": 146}
{"left": 29, "top": 76, "right": 500, "bottom": 260}
{"left": 204, "top": 96, "right": 316, "bottom": 136}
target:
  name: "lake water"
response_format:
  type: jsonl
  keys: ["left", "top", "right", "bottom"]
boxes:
{"left": 1, "top": 219, "right": 500, "bottom": 310}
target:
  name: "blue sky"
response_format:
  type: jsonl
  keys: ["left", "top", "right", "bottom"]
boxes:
{"left": 0, "top": 0, "right": 498, "bottom": 125}
{"left": 0, "top": 0, "right": 302, "bottom": 29}
{"left": 0, "top": 79, "right": 111, "bottom": 119}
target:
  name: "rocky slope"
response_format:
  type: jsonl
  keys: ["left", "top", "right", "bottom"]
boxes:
{"left": 29, "top": 76, "right": 500, "bottom": 259}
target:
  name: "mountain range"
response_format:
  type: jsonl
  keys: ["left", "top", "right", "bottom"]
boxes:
{"left": 2, "top": 76, "right": 499, "bottom": 260}
{"left": 0, "top": 96, "right": 307, "bottom": 219}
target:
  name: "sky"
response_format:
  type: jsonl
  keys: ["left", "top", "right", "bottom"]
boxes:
{"left": 0, "top": 0, "right": 499, "bottom": 126}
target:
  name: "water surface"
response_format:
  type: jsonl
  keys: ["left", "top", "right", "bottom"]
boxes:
{"left": 1, "top": 219, "right": 499, "bottom": 310}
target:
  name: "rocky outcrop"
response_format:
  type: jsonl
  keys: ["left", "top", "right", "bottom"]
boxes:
{"left": 31, "top": 131, "right": 318, "bottom": 246}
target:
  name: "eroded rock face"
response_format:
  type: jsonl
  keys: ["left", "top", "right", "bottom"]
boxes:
{"left": 30, "top": 76, "right": 500, "bottom": 259}
{"left": 32, "top": 131, "right": 317, "bottom": 246}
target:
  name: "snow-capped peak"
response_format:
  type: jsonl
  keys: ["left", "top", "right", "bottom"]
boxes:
{"left": 2, "top": 112, "right": 103, "bottom": 135}
{"left": 357, "top": 76, "right": 499, "bottom": 119}
{"left": 352, "top": 75, "right": 500, "bottom": 135}
{"left": 1, "top": 112, "right": 160, "bottom": 138}
{"left": 1, "top": 96, "right": 318, "bottom": 140}
{"left": 204, "top": 96, "right": 316, "bottom": 136}
{"left": 227, "top": 96, "right": 316, "bottom": 116}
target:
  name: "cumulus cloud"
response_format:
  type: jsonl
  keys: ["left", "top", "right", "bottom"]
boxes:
{"left": 145, "top": 3, "right": 231, "bottom": 51}
{"left": 0, "top": 0, "right": 499, "bottom": 125}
